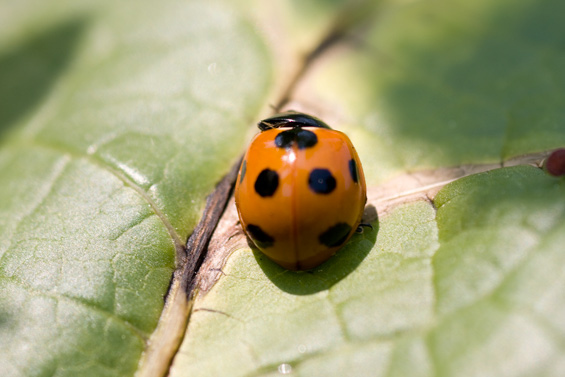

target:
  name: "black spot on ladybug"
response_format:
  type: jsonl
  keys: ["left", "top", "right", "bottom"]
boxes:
{"left": 246, "top": 224, "right": 274, "bottom": 248}
{"left": 296, "top": 130, "right": 317, "bottom": 149}
{"left": 239, "top": 160, "right": 247, "bottom": 183}
{"left": 349, "top": 159, "right": 359, "bottom": 183}
{"left": 319, "top": 223, "right": 352, "bottom": 247}
{"left": 308, "top": 169, "right": 336, "bottom": 194}
{"left": 255, "top": 169, "right": 279, "bottom": 197}
{"left": 275, "top": 129, "right": 317, "bottom": 149}
{"left": 275, "top": 130, "right": 295, "bottom": 148}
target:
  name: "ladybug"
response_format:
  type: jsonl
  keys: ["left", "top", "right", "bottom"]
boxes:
{"left": 234, "top": 112, "right": 367, "bottom": 270}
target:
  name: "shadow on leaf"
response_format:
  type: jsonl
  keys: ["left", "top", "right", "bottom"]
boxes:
{"left": 364, "top": 0, "right": 565, "bottom": 166}
{"left": 253, "top": 206, "right": 378, "bottom": 295}
{"left": 0, "top": 18, "right": 87, "bottom": 140}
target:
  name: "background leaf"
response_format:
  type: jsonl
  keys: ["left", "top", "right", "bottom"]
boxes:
{"left": 291, "top": 0, "right": 565, "bottom": 182}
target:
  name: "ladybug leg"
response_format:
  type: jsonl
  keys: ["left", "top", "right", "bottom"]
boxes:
{"left": 355, "top": 223, "right": 373, "bottom": 234}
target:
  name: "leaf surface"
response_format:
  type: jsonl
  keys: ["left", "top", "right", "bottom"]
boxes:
{"left": 170, "top": 0, "right": 565, "bottom": 376}
{"left": 0, "top": 1, "right": 271, "bottom": 376}
{"left": 172, "top": 166, "right": 565, "bottom": 377}
{"left": 1, "top": 0, "right": 565, "bottom": 376}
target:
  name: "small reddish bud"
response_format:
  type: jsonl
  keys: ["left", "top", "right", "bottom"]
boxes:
{"left": 544, "top": 148, "right": 565, "bottom": 176}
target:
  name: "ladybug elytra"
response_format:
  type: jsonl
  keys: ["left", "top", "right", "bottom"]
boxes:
{"left": 234, "top": 112, "right": 367, "bottom": 270}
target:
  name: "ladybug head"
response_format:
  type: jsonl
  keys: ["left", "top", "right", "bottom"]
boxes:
{"left": 258, "top": 111, "right": 332, "bottom": 131}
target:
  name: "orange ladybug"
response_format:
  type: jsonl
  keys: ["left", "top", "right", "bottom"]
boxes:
{"left": 234, "top": 112, "right": 367, "bottom": 270}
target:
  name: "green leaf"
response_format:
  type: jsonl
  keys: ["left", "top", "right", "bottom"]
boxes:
{"left": 169, "top": 0, "right": 565, "bottom": 376}
{"left": 292, "top": 0, "right": 565, "bottom": 183}
{"left": 0, "top": 1, "right": 271, "bottom": 376}
{"left": 431, "top": 166, "right": 565, "bottom": 376}
{"left": 2, "top": 0, "right": 565, "bottom": 376}
{"left": 172, "top": 166, "right": 565, "bottom": 377}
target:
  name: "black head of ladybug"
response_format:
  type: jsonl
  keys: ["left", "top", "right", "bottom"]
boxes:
{"left": 258, "top": 111, "right": 332, "bottom": 131}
